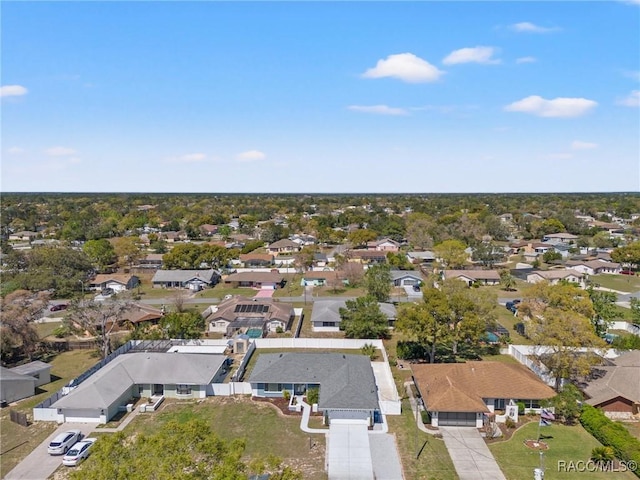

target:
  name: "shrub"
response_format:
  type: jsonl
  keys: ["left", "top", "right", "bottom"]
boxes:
{"left": 505, "top": 417, "right": 516, "bottom": 429}
{"left": 580, "top": 405, "right": 640, "bottom": 478}
{"left": 420, "top": 410, "right": 430, "bottom": 424}
{"left": 306, "top": 387, "right": 319, "bottom": 405}
{"left": 517, "top": 401, "right": 526, "bottom": 415}
{"left": 282, "top": 390, "right": 290, "bottom": 401}
{"left": 361, "top": 343, "right": 377, "bottom": 360}
{"left": 396, "top": 341, "right": 428, "bottom": 360}
{"left": 275, "top": 326, "right": 284, "bottom": 334}
{"left": 591, "top": 446, "right": 615, "bottom": 464}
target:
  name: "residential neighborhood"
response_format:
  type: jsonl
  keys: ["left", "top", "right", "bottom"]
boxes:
{"left": 2, "top": 192, "right": 640, "bottom": 480}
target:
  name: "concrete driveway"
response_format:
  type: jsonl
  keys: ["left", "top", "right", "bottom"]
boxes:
{"left": 440, "top": 427, "right": 506, "bottom": 480}
{"left": 4, "top": 423, "right": 95, "bottom": 480}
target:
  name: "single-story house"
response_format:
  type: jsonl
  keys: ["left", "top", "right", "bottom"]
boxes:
{"left": 50, "top": 352, "right": 228, "bottom": 423}
{"left": 138, "top": 253, "right": 164, "bottom": 269}
{"left": 367, "top": 238, "right": 400, "bottom": 252}
{"left": 290, "top": 234, "right": 317, "bottom": 246}
{"left": 248, "top": 353, "right": 381, "bottom": 426}
{"left": 412, "top": 361, "right": 555, "bottom": 427}
{"left": 160, "top": 231, "right": 188, "bottom": 243}
{"left": 239, "top": 253, "right": 274, "bottom": 268}
{"left": 120, "top": 304, "right": 164, "bottom": 327}
{"left": 310, "top": 299, "right": 396, "bottom": 332}
{"left": 348, "top": 250, "right": 387, "bottom": 264}
{"left": 199, "top": 224, "right": 218, "bottom": 236}
{"left": 565, "top": 260, "right": 622, "bottom": 276}
{"left": 406, "top": 251, "right": 436, "bottom": 265}
{"left": 526, "top": 269, "right": 586, "bottom": 288}
{"left": 0, "top": 367, "right": 37, "bottom": 404}
{"left": 542, "top": 232, "right": 579, "bottom": 244}
{"left": 8, "top": 231, "right": 38, "bottom": 242}
{"left": 152, "top": 269, "right": 220, "bottom": 290}
{"left": 582, "top": 350, "right": 640, "bottom": 419}
{"left": 10, "top": 360, "right": 52, "bottom": 387}
{"left": 206, "top": 296, "right": 294, "bottom": 336}
{"left": 90, "top": 274, "right": 139, "bottom": 292}
{"left": 223, "top": 272, "right": 284, "bottom": 289}
{"left": 274, "top": 256, "right": 296, "bottom": 267}
{"left": 443, "top": 269, "right": 501, "bottom": 286}
{"left": 313, "top": 253, "right": 329, "bottom": 267}
{"left": 300, "top": 270, "right": 345, "bottom": 287}
{"left": 390, "top": 270, "right": 422, "bottom": 287}
{"left": 266, "top": 239, "right": 300, "bottom": 256}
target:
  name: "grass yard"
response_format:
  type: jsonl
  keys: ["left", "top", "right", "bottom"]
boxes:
{"left": 489, "top": 421, "right": 638, "bottom": 480}
{"left": 591, "top": 274, "right": 640, "bottom": 293}
{"left": 0, "top": 350, "right": 98, "bottom": 475}
{"left": 121, "top": 397, "right": 327, "bottom": 479}
{"left": 387, "top": 399, "right": 458, "bottom": 480}
{"left": 620, "top": 420, "right": 640, "bottom": 440}
{"left": 35, "top": 321, "right": 63, "bottom": 340}
{"left": 195, "top": 285, "right": 254, "bottom": 299}
{"left": 481, "top": 354, "right": 521, "bottom": 364}
{"left": 495, "top": 308, "right": 532, "bottom": 345}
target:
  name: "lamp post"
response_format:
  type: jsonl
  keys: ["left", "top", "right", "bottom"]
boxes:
{"left": 78, "top": 279, "right": 85, "bottom": 297}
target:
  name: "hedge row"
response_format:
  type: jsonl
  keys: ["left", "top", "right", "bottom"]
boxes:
{"left": 580, "top": 404, "right": 640, "bottom": 478}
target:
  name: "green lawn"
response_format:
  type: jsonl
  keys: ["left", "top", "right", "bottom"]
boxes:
{"left": 387, "top": 399, "right": 458, "bottom": 480}
{"left": 489, "top": 422, "right": 638, "bottom": 480}
{"left": 481, "top": 354, "right": 521, "bottom": 364}
{"left": 108, "top": 397, "right": 327, "bottom": 480}
{"left": 0, "top": 350, "right": 99, "bottom": 475}
{"left": 495, "top": 308, "right": 532, "bottom": 345}
{"left": 621, "top": 421, "right": 640, "bottom": 440}
{"left": 195, "top": 285, "right": 255, "bottom": 299}
{"left": 590, "top": 274, "right": 640, "bottom": 293}
{"left": 34, "top": 321, "right": 63, "bottom": 340}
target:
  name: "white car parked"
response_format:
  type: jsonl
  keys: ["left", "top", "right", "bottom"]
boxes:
{"left": 62, "top": 438, "right": 97, "bottom": 466}
{"left": 47, "top": 430, "right": 82, "bottom": 455}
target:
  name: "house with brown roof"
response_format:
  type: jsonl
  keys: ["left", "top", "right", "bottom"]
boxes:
{"left": 542, "top": 232, "right": 579, "bottom": 244}
{"left": 266, "top": 239, "right": 300, "bottom": 256}
{"left": 367, "top": 238, "right": 400, "bottom": 252}
{"left": 90, "top": 274, "right": 140, "bottom": 292}
{"left": 223, "top": 271, "right": 285, "bottom": 289}
{"left": 239, "top": 253, "right": 274, "bottom": 268}
{"left": 205, "top": 296, "right": 294, "bottom": 337}
{"left": 565, "top": 259, "right": 622, "bottom": 276}
{"left": 526, "top": 269, "right": 586, "bottom": 288}
{"left": 412, "top": 361, "right": 555, "bottom": 427}
{"left": 199, "top": 224, "right": 219, "bottom": 236}
{"left": 581, "top": 350, "right": 640, "bottom": 419}
{"left": 348, "top": 250, "right": 388, "bottom": 264}
{"left": 443, "top": 270, "right": 501, "bottom": 286}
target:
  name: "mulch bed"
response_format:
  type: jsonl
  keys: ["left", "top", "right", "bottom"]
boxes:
{"left": 253, "top": 396, "right": 296, "bottom": 415}
{"left": 524, "top": 439, "right": 549, "bottom": 450}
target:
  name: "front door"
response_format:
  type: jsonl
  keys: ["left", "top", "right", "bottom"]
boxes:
{"left": 153, "top": 384, "right": 164, "bottom": 395}
{"left": 294, "top": 384, "right": 306, "bottom": 395}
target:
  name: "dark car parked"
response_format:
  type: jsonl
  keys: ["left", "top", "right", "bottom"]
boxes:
{"left": 50, "top": 304, "right": 69, "bottom": 312}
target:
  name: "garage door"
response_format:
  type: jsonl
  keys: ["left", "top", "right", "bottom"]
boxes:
{"left": 439, "top": 412, "right": 477, "bottom": 427}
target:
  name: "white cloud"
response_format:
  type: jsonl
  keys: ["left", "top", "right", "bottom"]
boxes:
{"left": 504, "top": 95, "right": 597, "bottom": 118}
{"left": 236, "top": 150, "right": 266, "bottom": 162}
{"left": 362, "top": 53, "right": 444, "bottom": 83}
{"left": 7, "top": 147, "right": 25, "bottom": 155}
{"left": 179, "top": 153, "right": 206, "bottom": 162}
{"left": 0, "top": 85, "right": 28, "bottom": 97}
{"left": 516, "top": 56, "right": 537, "bottom": 64}
{"left": 571, "top": 140, "right": 598, "bottom": 150}
{"left": 347, "top": 105, "right": 409, "bottom": 116}
{"left": 45, "top": 146, "right": 77, "bottom": 156}
{"left": 617, "top": 90, "right": 640, "bottom": 107}
{"left": 442, "top": 46, "right": 501, "bottom": 65}
{"left": 509, "top": 22, "right": 560, "bottom": 33}
{"left": 622, "top": 70, "right": 640, "bottom": 81}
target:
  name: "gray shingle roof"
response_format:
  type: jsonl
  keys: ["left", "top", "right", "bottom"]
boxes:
{"left": 10, "top": 361, "right": 51, "bottom": 376}
{"left": 390, "top": 270, "right": 422, "bottom": 281}
{"left": 152, "top": 269, "right": 219, "bottom": 284}
{"left": 248, "top": 353, "right": 379, "bottom": 410}
{"left": 53, "top": 353, "right": 226, "bottom": 410}
{"left": 310, "top": 299, "right": 396, "bottom": 325}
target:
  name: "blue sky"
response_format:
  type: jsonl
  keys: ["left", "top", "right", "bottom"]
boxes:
{"left": 2, "top": 1, "right": 639, "bottom": 193}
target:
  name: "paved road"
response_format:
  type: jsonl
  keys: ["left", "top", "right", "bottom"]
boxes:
{"left": 4, "top": 423, "right": 95, "bottom": 480}
{"left": 440, "top": 427, "right": 507, "bottom": 480}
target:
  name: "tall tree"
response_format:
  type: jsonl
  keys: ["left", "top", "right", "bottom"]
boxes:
{"left": 396, "top": 288, "right": 450, "bottom": 363}
{"left": 338, "top": 296, "right": 390, "bottom": 339}
{"left": 364, "top": 264, "right": 392, "bottom": 302}
{"left": 611, "top": 242, "right": 640, "bottom": 271}
{"left": 67, "top": 296, "right": 135, "bottom": 358}
{"left": 0, "top": 290, "right": 50, "bottom": 361}
{"left": 162, "top": 243, "right": 203, "bottom": 269}
{"left": 471, "top": 241, "right": 507, "bottom": 268}
{"left": 433, "top": 239, "right": 468, "bottom": 269}
{"left": 111, "top": 237, "right": 142, "bottom": 268}
{"left": 160, "top": 311, "right": 204, "bottom": 339}
{"left": 347, "top": 229, "right": 378, "bottom": 248}
{"left": 520, "top": 282, "right": 604, "bottom": 391}
{"left": 587, "top": 287, "right": 618, "bottom": 337}
{"left": 83, "top": 239, "right": 117, "bottom": 271}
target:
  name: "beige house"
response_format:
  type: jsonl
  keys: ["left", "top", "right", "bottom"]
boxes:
{"left": 443, "top": 269, "right": 501, "bottom": 286}
{"left": 526, "top": 269, "right": 586, "bottom": 288}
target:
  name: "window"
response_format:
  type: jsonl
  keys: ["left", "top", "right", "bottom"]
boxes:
{"left": 517, "top": 399, "right": 540, "bottom": 409}
{"left": 138, "top": 385, "right": 144, "bottom": 395}
{"left": 265, "top": 383, "right": 282, "bottom": 392}
{"left": 494, "top": 399, "right": 506, "bottom": 410}
{"left": 177, "top": 384, "right": 192, "bottom": 395}
{"left": 322, "top": 322, "right": 336, "bottom": 327}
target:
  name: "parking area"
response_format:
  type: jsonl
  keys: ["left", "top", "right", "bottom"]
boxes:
{"left": 327, "top": 422, "right": 374, "bottom": 480}
{"left": 4, "top": 423, "right": 95, "bottom": 480}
